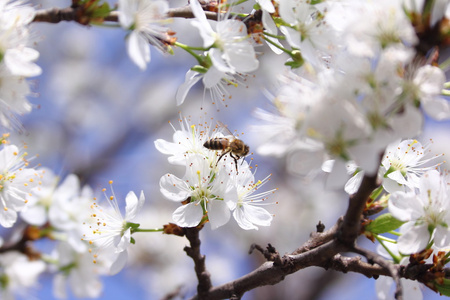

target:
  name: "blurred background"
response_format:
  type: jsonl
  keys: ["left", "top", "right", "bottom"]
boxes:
{"left": 6, "top": 0, "right": 449, "bottom": 299}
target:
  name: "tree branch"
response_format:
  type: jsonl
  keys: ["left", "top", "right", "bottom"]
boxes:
{"left": 353, "top": 246, "right": 403, "bottom": 300}
{"left": 33, "top": 6, "right": 220, "bottom": 24}
{"left": 184, "top": 227, "right": 212, "bottom": 300}
{"left": 337, "top": 173, "right": 379, "bottom": 245}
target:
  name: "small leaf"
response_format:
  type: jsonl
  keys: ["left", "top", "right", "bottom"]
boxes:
{"left": 436, "top": 278, "right": 450, "bottom": 297}
{"left": 365, "top": 213, "right": 405, "bottom": 234}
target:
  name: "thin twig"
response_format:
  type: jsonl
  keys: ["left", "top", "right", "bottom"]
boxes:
{"left": 353, "top": 246, "right": 403, "bottom": 300}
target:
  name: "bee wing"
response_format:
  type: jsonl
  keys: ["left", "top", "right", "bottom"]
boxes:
{"left": 217, "top": 121, "right": 235, "bottom": 137}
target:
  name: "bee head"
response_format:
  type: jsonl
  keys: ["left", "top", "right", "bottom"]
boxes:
{"left": 243, "top": 145, "right": 250, "bottom": 156}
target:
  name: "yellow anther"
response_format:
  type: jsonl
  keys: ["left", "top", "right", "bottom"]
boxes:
{"left": 109, "top": 180, "right": 113, "bottom": 184}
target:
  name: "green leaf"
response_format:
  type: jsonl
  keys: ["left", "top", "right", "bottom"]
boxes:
{"left": 365, "top": 213, "right": 405, "bottom": 234}
{"left": 436, "top": 278, "right": 450, "bottom": 297}
{"left": 91, "top": 3, "right": 112, "bottom": 18}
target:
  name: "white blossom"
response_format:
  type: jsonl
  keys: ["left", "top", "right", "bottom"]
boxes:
{"left": 119, "top": 0, "right": 171, "bottom": 70}
{"left": 381, "top": 139, "right": 443, "bottom": 193}
{"left": 0, "top": 251, "right": 46, "bottom": 300}
{"left": 0, "top": 144, "right": 38, "bottom": 228}
{"left": 160, "top": 154, "right": 232, "bottom": 229}
{"left": 389, "top": 170, "right": 450, "bottom": 254}
{"left": 226, "top": 162, "right": 275, "bottom": 230}
{"left": 53, "top": 242, "right": 103, "bottom": 299}
{"left": 190, "top": 0, "right": 259, "bottom": 74}
{"left": 83, "top": 186, "right": 145, "bottom": 275}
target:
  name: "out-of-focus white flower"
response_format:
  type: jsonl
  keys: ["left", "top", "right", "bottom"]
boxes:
{"left": 227, "top": 162, "right": 275, "bottom": 230}
{"left": 82, "top": 185, "right": 145, "bottom": 275}
{"left": 342, "top": 0, "right": 417, "bottom": 59}
{"left": 381, "top": 139, "right": 443, "bottom": 193}
{"left": 119, "top": 0, "right": 171, "bottom": 70}
{"left": 190, "top": 0, "right": 259, "bottom": 74}
{"left": 0, "top": 66, "right": 33, "bottom": 129}
{"left": 53, "top": 242, "right": 103, "bottom": 299}
{"left": 0, "top": 251, "right": 46, "bottom": 300}
{"left": 405, "top": 65, "right": 450, "bottom": 121}
{"left": 389, "top": 170, "right": 450, "bottom": 254}
{"left": 0, "top": 144, "right": 38, "bottom": 228}
{"left": 0, "top": 0, "right": 41, "bottom": 77}
{"left": 20, "top": 168, "right": 57, "bottom": 226}
{"left": 160, "top": 154, "right": 232, "bottom": 229}
{"left": 49, "top": 174, "right": 94, "bottom": 252}
{"left": 278, "top": 0, "right": 339, "bottom": 67}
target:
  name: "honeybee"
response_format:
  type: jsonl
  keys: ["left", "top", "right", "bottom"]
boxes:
{"left": 204, "top": 121, "right": 250, "bottom": 172}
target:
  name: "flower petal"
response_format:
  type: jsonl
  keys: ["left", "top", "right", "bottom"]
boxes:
{"left": 172, "top": 202, "right": 203, "bottom": 227}
{"left": 159, "top": 174, "right": 191, "bottom": 201}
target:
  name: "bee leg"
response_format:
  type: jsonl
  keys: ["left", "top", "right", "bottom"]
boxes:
{"left": 230, "top": 153, "right": 239, "bottom": 173}
{"left": 216, "top": 150, "right": 230, "bottom": 167}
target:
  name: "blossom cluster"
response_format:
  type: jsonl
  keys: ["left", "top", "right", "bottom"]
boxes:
{"left": 252, "top": 1, "right": 449, "bottom": 185}
{"left": 155, "top": 118, "right": 276, "bottom": 230}
{"left": 0, "top": 153, "right": 144, "bottom": 299}
{"left": 350, "top": 138, "right": 450, "bottom": 299}
{"left": 0, "top": 158, "right": 103, "bottom": 299}
{"left": 0, "top": 0, "right": 448, "bottom": 299}
{"left": 0, "top": 1, "right": 41, "bottom": 129}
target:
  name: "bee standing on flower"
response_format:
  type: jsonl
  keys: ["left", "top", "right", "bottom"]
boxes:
{"left": 203, "top": 121, "right": 249, "bottom": 173}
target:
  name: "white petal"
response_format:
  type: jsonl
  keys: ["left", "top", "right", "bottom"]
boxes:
{"left": 116, "top": 228, "right": 131, "bottom": 252}
{"left": 20, "top": 205, "right": 47, "bottom": 226}
{"left": 401, "top": 278, "right": 423, "bottom": 300}
{"left": 243, "top": 205, "right": 272, "bottom": 226}
{"left": 118, "top": 0, "right": 134, "bottom": 28}
{"left": 190, "top": 0, "right": 215, "bottom": 47}
{"left": 397, "top": 224, "right": 429, "bottom": 254}
{"left": 388, "top": 192, "right": 422, "bottom": 221}
{"left": 203, "top": 65, "right": 224, "bottom": 89}
{"left": 434, "top": 225, "right": 450, "bottom": 249}
{"left": 159, "top": 174, "right": 191, "bottom": 201}
{"left": 0, "top": 208, "right": 17, "bottom": 228}
{"left": 415, "top": 65, "right": 445, "bottom": 96}
{"left": 233, "top": 207, "right": 258, "bottom": 230}
{"left": 207, "top": 200, "right": 230, "bottom": 230}
{"left": 125, "top": 191, "right": 144, "bottom": 220}
{"left": 210, "top": 48, "right": 235, "bottom": 74}
{"left": 172, "top": 202, "right": 203, "bottom": 227}
{"left": 257, "top": 0, "right": 275, "bottom": 13}
{"left": 422, "top": 96, "right": 450, "bottom": 121}
{"left": 224, "top": 42, "right": 259, "bottom": 73}
{"left": 109, "top": 250, "right": 128, "bottom": 275}
{"left": 375, "top": 275, "right": 393, "bottom": 300}
{"left": 4, "top": 48, "right": 42, "bottom": 77}
{"left": 280, "top": 26, "right": 301, "bottom": 49}
{"left": 126, "top": 31, "right": 150, "bottom": 70}
{"left": 345, "top": 171, "right": 364, "bottom": 195}
{"left": 176, "top": 70, "right": 202, "bottom": 105}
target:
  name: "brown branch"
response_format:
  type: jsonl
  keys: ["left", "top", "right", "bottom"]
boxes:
{"left": 353, "top": 246, "right": 403, "bottom": 300}
{"left": 337, "top": 173, "right": 379, "bottom": 246}
{"left": 33, "top": 6, "right": 220, "bottom": 24}
{"left": 184, "top": 227, "right": 212, "bottom": 300}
